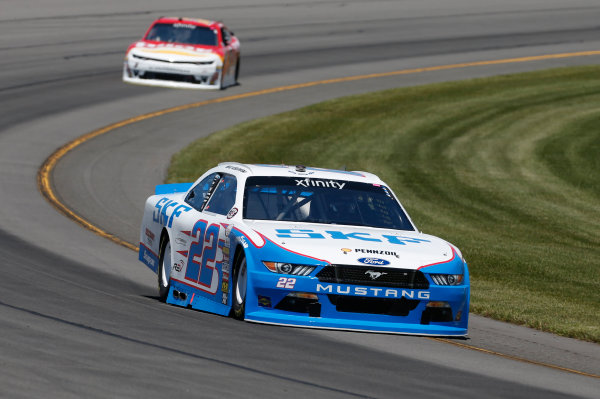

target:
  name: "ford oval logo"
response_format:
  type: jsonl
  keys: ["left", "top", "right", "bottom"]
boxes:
{"left": 358, "top": 257, "right": 390, "bottom": 266}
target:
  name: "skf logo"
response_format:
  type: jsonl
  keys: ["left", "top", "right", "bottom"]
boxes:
{"left": 341, "top": 248, "right": 352, "bottom": 254}
{"left": 365, "top": 270, "right": 387, "bottom": 280}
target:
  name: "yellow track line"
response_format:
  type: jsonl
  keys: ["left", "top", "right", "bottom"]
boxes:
{"left": 37, "top": 49, "right": 600, "bottom": 378}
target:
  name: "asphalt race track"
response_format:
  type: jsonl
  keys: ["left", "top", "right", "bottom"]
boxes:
{"left": 1, "top": 1, "right": 599, "bottom": 397}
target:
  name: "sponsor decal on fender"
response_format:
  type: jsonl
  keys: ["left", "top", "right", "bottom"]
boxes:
{"left": 145, "top": 228, "right": 155, "bottom": 246}
{"left": 173, "top": 260, "right": 184, "bottom": 272}
{"left": 143, "top": 252, "right": 156, "bottom": 268}
{"left": 258, "top": 296, "right": 272, "bottom": 308}
{"left": 227, "top": 207, "right": 238, "bottom": 219}
{"left": 175, "top": 237, "right": 188, "bottom": 246}
{"left": 139, "top": 245, "right": 159, "bottom": 273}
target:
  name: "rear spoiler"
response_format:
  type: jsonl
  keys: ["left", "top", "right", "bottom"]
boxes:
{"left": 155, "top": 182, "right": 193, "bottom": 195}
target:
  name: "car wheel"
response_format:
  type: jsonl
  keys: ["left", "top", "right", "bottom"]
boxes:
{"left": 234, "top": 58, "right": 240, "bottom": 84}
{"left": 232, "top": 254, "right": 247, "bottom": 319}
{"left": 158, "top": 235, "right": 172, "bottom": 302}
{"left": 218, "top": 69, "right": 225, "bottom": 90}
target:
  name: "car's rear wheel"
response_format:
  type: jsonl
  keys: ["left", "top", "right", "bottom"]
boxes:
{"left": 234, "top": 58, "right": 240, "bottom": 84}
{"left": 158, "top": 235, "right": 172, "bottom": 302}
{"left": 232, "top": 254, "right": 247, "bottom": 319}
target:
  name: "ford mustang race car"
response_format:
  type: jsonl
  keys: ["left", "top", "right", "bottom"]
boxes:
{"left": 123, "top": 17, "right": 240, "bottom": 89}
{"left": 139, "top": 163, "right": 469, "bottom": 336}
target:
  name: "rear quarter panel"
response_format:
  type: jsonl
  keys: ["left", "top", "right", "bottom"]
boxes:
{"left": 139, "top": 193, "right": 192, "bottom": 273}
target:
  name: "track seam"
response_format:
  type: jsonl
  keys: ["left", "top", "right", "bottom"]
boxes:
{"left": 37, "top": 49, "right": 600, "bottom": 379}
{"left": 429, "top": 338, "right": 599, "bottom": 379}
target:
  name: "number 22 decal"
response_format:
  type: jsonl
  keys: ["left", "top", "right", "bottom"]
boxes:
{"left": 276, "top": 277, "right": 296, "bottom": 289}
{"left": 185, "top": 219, "right": 222, "bottom": 294}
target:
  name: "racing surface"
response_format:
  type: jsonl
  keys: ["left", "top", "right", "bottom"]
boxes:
{"left": 1, "top": 0, "right": 600, "bottom": 397}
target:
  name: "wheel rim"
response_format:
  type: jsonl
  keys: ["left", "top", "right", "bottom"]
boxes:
{"left": 235, "top": 258, "right": 247, "bottom": 304}
{"left": 160, "top": 241, "right": 172, "bottom": 288}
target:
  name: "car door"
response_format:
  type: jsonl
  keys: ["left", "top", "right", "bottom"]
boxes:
{"left": 171, "top": 172, "right": 237, "bottom": 305}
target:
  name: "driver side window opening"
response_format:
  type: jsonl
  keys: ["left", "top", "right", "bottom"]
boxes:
{"left": 204, "top": 174, "right": 237, "bottom": 215}
{"left": 185, "top": 173, "right": 219, "bottom": 211}
{"left": 221, "top": 28, "right": 231, "bottom": 45}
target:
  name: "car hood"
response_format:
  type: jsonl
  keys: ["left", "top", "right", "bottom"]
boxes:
{"left": 245, "top": 221, "right": 455, "bottom": 270}
{"left": 128, "top": 41, "right": 222, "bottom": 63}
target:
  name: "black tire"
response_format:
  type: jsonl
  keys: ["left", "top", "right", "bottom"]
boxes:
{"left": 218, "top": 70, "right": 224, "bottom": 90}
{"left": 234, "top": 58, "right": 240, "bottom": 84}
{"left": 157, "top": 234, "right": 172, "bottom": 302}
{"left": 232, "top": 254, "right": 247, "bottom": 320}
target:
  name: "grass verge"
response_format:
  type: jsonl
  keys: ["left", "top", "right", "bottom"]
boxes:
{"left": 168, "top": 66, "right": 600, "bottom": 342}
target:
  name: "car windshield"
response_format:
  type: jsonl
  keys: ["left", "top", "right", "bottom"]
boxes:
{"left": 243, "top": 176, "right": 415, "bottom": 230}
{"left": 145, "top": 23, "right": 217, "bottom": 46}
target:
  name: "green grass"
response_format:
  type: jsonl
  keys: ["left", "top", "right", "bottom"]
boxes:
{"left": 167, "top": 66, "right": 600, "bottom": 342}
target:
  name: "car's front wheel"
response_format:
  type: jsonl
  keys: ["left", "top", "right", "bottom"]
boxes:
{"left": 158, "top": 235, "right": 172, "bottom": 302}
{"left": 232, "top": 254, "right": 247, "bottom": 319}
{"left": 218, "top": 67, "right": 225, "bottom": 90}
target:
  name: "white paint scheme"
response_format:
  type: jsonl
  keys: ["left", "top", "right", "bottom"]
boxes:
{"left": 246, "top": 220, "right": 454, "bottom": 268}
{"left": 139, "top": 163, "right": 459, "bottom": 290}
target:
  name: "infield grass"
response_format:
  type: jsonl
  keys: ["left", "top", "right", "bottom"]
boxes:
{"left": 168, "top": 66, "right": 600, "bottom": 342}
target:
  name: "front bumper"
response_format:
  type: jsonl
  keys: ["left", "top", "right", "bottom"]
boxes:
{"left": 122, "top": 58, "right": 221, "bottom": 89}
{"left": 245, "top": 268, "right": 469, "bottom": 337}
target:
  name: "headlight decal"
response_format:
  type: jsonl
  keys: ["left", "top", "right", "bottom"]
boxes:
{"left": 430, "top": 274, "right": 464, "bottom": 286}
{"left": 262, "top": 261, "right": 315, "bottom": 276}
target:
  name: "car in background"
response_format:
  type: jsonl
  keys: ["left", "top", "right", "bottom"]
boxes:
{"left": 123, "top": 17, "right": 240, "bottom": 89}
{"left": 138, "top": 163, "right": 470, "bottom": 336}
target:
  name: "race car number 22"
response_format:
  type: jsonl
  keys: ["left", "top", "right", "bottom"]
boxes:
{"left": 276, "top": 277, "right": 296, "bottom": 289}
{"left": 185, "top": 219, "right": 223, "bottom": 294}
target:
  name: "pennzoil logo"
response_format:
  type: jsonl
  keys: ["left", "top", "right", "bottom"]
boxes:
{"left": 355, "top": 248, "right": 400, "bottom": 258}
{"left": 341, "top": 248, "right": 352, "bottom": 254}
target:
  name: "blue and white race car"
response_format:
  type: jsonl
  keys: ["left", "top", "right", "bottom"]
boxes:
{"left": 139, "top": 163, "right": 469, "bottom": 336}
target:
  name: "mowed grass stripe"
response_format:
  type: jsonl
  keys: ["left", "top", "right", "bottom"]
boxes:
{"left": 168, "top": 66, "right": 600, "bottom": 342}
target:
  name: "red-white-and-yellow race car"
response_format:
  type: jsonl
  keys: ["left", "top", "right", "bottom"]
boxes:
{"left": 123, "top": 17, "right": 240, "bottom": 89}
